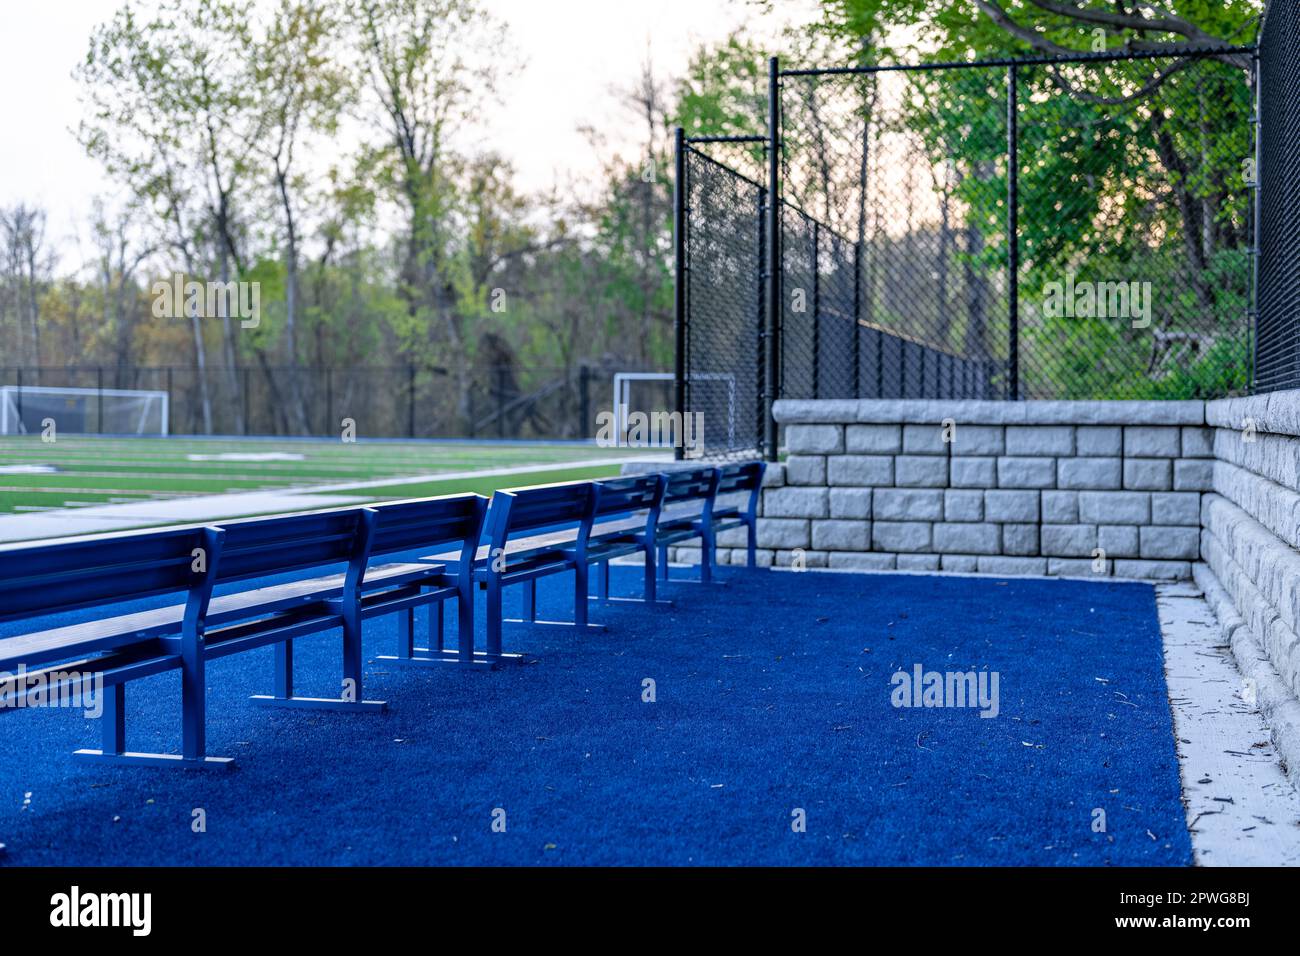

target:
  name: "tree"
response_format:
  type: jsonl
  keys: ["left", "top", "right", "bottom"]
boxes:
{"left": 349, "top": 0, "right": 508, "bottom": 429}
{"left": 0, "top": 204, "right": 54, "bottom": 376}
{"left": 250, "top": 0, "right": 352, "bottom": 433}
{"left": 78, "top": 0, "right": 262, "bottom": 431}
{"left": 90, "top": 199, "right": 156, "bottom": 386}
{"left": 809, "top": 0, "right": 1261, "bottom": 396}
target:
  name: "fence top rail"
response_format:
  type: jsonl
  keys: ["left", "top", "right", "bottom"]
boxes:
{"left": 685, "top": 134, "right": 768, "bottom": 145}
{"left": 683, "top": 144, "right": 768, "bottom": 195}
{"left": 779, "top": 43, "right": 1256, "bottom": 77}
{"left": 683, "top": 144, "right": 862, "bottom": 249}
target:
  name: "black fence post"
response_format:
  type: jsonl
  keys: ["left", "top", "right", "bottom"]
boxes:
{"left": 673, "top": 126, "right": 687, "bottom": 462}
{"left": 1007, "top": 63, "right": 1021, "bottom": 401}
{"left": 325, "top": 367, "right": 333, "bottom": 437}
{"left": 408, "top": 363, "right": 416, "bottom": 438}
{"left": 578, "top": 364, "right": 590, "bottom": 439}
{"left": 852, "top": 240, "right": 862, "bottom": 399}
{"left": 97, "top": 366, "right": 104, "bottom": 433}
{"left": 1249, "top": 46, "right": 1261, "bottom": 393}
{"left": 757, "top": 187, "right": 768, "bottom": 459}
{"left": 495, "top": 367, "right": 506, "bottom": 439}
{"left": 764, "top": 56, "right": 781, "bottom": 461}
{"left": 811, "top": 221, "right": 820, "bottom": 399}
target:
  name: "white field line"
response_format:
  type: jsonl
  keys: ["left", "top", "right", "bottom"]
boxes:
{"left": 0, "top": 454, "right": 667, "bottom": 543}
{"left": 294, "top": 454, "right": 669, "bottom": 496}
{"left": 0, "top": 486, "right": 191, "bottom": 497}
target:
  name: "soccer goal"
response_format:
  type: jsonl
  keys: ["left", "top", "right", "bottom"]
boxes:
{"left": 610, "top": 371, "right": 737, "bottom": 452}
{"left": 0, "top": 386, "right": 170, "bottom": 436}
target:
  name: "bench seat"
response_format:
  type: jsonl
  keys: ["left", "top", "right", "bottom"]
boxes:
{"left": 0, "top": 560, "right": 448, "bottom": 674}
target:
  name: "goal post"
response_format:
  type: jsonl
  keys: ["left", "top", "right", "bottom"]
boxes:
{"left": 0, "top": 386, "right": 170, "bottom": 436}
{"left": 610, "top": 371, "right": 738, "bottom": 455}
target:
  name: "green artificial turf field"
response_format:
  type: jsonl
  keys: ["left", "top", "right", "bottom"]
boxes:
{"left": 0, "top": 435, "right": 634, "bottom": 516}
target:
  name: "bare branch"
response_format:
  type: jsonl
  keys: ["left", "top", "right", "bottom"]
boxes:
{"left": 972, "top": 0, "right": 1081, "bottom": 58}
{"left": 976, "top": 0, "right": 1251, "bottom": 69}
{"left": 1027, "top": 0, "right": 1223, "bottom": 44}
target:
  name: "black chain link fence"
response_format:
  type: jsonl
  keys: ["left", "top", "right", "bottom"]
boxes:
{"left": 1256, "top": 1, "right": 1300, "bottom": 393}
{"left": 680, "top": 140, "right": 768, "bottom": 461}
{"left": 0, "top": 364, "right": 649, "bottom": 440}
{"left": 677, "top": 47, "right": 1259, "bottom": 461}
{"left": 777, "top": 50, "right": 1254, "bottom": 403}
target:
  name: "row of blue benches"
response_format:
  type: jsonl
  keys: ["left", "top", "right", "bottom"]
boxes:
{"left": 0, "top": 462, "right": 765, "bottom": 770}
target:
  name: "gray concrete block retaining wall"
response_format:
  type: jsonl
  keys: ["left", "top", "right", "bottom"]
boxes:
{"left": 721, "top": 400, "right": 1214, "bottom": 581}
{"left": 1198, "top": 393, "right": 1300, "bottom": 758}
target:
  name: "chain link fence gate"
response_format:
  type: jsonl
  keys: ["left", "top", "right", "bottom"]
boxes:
{"left": 677, "top": 44, "right": 1256, "bottom": 462}
{"left": 675, "top": 132, "right": 770, "bottom": 461}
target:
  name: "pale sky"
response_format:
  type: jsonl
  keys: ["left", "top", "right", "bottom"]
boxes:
{"left": 0, "top": 0, "right": 811, "bottom": 268}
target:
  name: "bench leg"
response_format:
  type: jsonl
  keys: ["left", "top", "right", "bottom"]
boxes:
{"left": 252, "top": 616, "right": 387, "bottom": 712}
{"left": 104, "top": 682, "right": 126, "bottom": 755}
{"left": 340, "top": 610, "right": 386, "bottom": 710}
{"left": 377, "top": 590, "right": 516, "bottom": 669}
{"left": 276, "top": 641, "right": 294, "bottom": 697}
{"left": 396, "top": 609, "right": 416, "bottom": 659}
{"left": 75, "top": 673, "right": 234, "bottom": 771}
{"left": 521, "top": 579, "right": 537, "bottom": 622}
{"left": 486, "top": 577, "right": 504, "bottom": 658}
{"left": 658, "top": 545, "right": 669, "bottom": 580}
{"left": 747, "top": 520, "right": 758, "bottom": 568}
{"left": 504, "top": 570, "right": 605, "bottom": 634}
{"left": 700, "top": 528, "right": 714, "bottom": 583}
{"left": 574, "top": 562, "right": 589, "bottom": 628}
{"left": 599, "top": 552, "right": 674, "bottom": 608}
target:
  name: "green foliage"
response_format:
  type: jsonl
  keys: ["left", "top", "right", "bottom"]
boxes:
{"left": 811, "top": 0, "right": 1261, "bottom": 398}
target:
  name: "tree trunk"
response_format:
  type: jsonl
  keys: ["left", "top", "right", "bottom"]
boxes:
{"left": 276, "top": 167, "right": 312, "bottom": 434}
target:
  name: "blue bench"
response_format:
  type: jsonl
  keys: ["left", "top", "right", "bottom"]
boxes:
{"left": 472, "top": 481, "right": 600, "bottom": 662}
{"left": 366, "top": 493, "right": 487, "bottom": 667}
{"left": 708, "top": 460, "right": 767, "bottom": 568}
{"left": 201, "top": 508, "right": 387, "bottom": 719}
{"left": 585, "top": 473, "right": 670, "bottom": 607}
{"left": 0, "top": 462, "right": 767, "bottom": 770}
{"left": 649, "top": 466, "right": 723, "bottom": 583}
{"left": 0, "top": 496, "right": 489, "bottom": 768}
{"left": 241, "top": 493, "right": 487, "bottom": 688}
{"left": 650, "top": 462, "right": 766, "bottom": 582}
{"left": 0, "top": 524, "right": 232, "bottom": 769}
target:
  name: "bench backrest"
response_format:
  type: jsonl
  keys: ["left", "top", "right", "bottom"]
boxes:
{"left": 662, "top": 466, "right": 720, "bottom": 509}
{"left": 716, "top": 461, "right": 765, "bottom": 495}
{"left": 484, "top": 481, "right": 595, "bottom": 547}
{"left": 594, "top": 473, "right": 665, "bottom": 519}
{"left": 214, "top": 509, "right": 369, "bottom": 583}
{"left": 716, "top": 461, "right": 766, "bottom": 516}
{"left": 368, "top": 493, "right": 486, "bottom": 571}
{"left": 0, "top": 526, "right": 221, "bottom": 623}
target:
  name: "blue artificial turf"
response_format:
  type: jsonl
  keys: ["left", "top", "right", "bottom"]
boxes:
{"left": 0, "top": 563, "right": 1191, "bottom": 866}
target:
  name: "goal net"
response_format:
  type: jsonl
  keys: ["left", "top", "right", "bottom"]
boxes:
{"left": 0, "top": 386, "right": 169, "bottom": 436}
{"left": 609, "top": 371, "right": 741, "bottom": 458}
